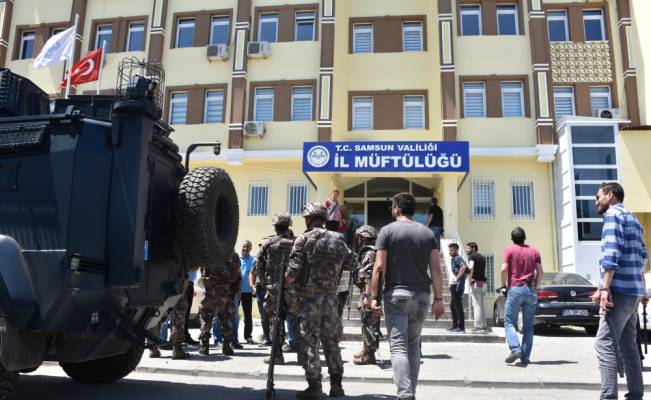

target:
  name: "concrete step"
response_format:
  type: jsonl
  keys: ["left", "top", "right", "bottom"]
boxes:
{"left": 342, "top": 327, "right": 503, "bottom": 343}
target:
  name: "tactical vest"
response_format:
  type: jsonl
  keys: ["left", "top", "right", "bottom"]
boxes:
{"left": 301, "top": 228, "right": 349, "bottom": 293}
{"left": 264, "top": 235, "right": 295, "bottom": 287}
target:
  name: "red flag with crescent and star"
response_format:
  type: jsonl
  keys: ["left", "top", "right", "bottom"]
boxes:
{"left": 58, "top": 48, "right": 102, "bottom": 88}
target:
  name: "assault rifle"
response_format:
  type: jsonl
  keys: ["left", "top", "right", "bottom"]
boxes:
{"left": 361, "top": 271, "right": 383, "bottom": 348}
{"left": 266, "top": 250, "right": 289, "bottom": 399}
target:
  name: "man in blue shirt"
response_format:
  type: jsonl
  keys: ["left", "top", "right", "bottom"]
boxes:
{"left": 238, "top": 240, "right": 256, "bottom": 345}
{"left": 593, "top": 182, "right": 648, "bottom": 400}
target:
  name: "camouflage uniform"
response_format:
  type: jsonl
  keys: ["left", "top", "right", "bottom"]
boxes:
{"left": 287, "top": 203, "right": 354, "bottom": 394}
{"left": 198, "top": 251, "right": 241, "bottom": 353}
{"left": 258, "top": 228, "right": 295, "bottom": 363}
{"left": 353, "top": 242, "right": 380, "bottom": 364}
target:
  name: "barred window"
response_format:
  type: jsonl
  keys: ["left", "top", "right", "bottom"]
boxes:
{"left": 402, "top": 22, "right": 423, "bottom": 51}
{"left": 485, "top": 255, "right": 495, "bottom": 293}
{"left": 511, "top": 178, "right": 535, "bottom": 219}
{"left": 291, "top": 87, "right": 313, "bottom": 121}
{"left": 287, "top": 183, "right": 308, "bottom": 215}
{"left": 472, "top": 178, "right": 495, "bottom": 220}
{"left": 248, "top": 184, "right": 269, "bottom": 216}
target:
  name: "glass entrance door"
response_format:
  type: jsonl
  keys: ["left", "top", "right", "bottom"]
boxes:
{"left": 367, "top": 200, "right": 393, "bottom": 230}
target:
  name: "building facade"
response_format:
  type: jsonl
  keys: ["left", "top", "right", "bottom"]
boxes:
{"left": 2, "top": 0, "right": 651, "bottom": 296}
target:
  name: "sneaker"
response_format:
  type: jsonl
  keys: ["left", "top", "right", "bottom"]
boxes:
{"left": 505, "top": 351, "right": 522, "bottom": 364}
{"left": 231, "top": 342, "right": 244, "bottom": 350}
{"left": 282, "top": 343, "right": 296, "bottom": 352}
{"left": 246, "top": 338, "right": 255, "bottom": 345}
{"left": 446, "top": 327, "right": 458, "bottom": 332}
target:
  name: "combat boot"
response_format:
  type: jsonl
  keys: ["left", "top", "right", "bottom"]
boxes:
{"left": 199, "top": 340, "right": 210, "bottom": 356}
{"left": 171, "top": 344, "right": 190, "bottom": 360}
{"left": 148, "top": 346, "right": 161, "bottom": 358}
{"left": 263, "top": 351, "right": 285, "bottom": 365}
{"left": 329, "top": 374, "right": 344, "bottom": 397}
{"left": 295, "top": 379, "right": 323, "bottom": 400}
{"left": 222, "top": 340, "right": 234, "bottom": 356}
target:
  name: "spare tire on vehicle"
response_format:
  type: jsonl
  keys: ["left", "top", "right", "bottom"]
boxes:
{"left": 174, "top": 167, "right": 239, "bottom": 272}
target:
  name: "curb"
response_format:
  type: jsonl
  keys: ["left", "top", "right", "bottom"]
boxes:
{"left": 133, "top": 365, "right": 651, "bottom": 391}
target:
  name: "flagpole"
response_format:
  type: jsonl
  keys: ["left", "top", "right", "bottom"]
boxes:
{"left": 65, "top": 13, "right": 79, "bottom": 99}
{"left": 96, "top": 40, "right": 106, "bottom": 95}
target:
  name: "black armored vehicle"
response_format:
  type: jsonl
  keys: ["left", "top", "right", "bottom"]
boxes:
{"left": 0, "top": 59, "right": 238, "bottom": 397}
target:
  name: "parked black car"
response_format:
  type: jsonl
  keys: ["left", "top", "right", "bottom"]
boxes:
{"left": 493, "top": 272, "right": 599, "bottom": 335}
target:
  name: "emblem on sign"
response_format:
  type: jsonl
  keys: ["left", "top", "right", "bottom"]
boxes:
{"left": 306, "top": 145, "right": 330, "bottom": 168}
{"left": 570, "top": 290, "right": 576, "bottom": 297}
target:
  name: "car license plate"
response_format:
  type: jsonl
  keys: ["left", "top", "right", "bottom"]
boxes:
{"left": 561, "top": 309, "right": 589, "bottom": 317}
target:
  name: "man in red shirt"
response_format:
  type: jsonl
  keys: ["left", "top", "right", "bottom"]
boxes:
{"left": 324, "top": 189, "right": 346, "bottom": 233}
{"left": 499, "top": 227, "right": 543, "bottom": 365}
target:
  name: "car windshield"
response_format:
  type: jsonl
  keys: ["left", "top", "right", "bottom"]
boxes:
{"left": 541, "top": 272, "right": 592, "bottom": 286}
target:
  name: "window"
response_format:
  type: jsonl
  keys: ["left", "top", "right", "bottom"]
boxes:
{"left": 590, "top": 86, "right": 611, "bottom": 117}
{"left": 295, "top": 11, "right": 315, "bottom": 41}
{"left": 19, "top": 31, "right": 35, "bottom": 59}
{"left": 210, "top": 16, "right": 230, "bottom": 45}
{"left": 547, "top": 11, "right": 568, "bottom": 42}
{"left": 511, "top": 178, "right": 535, "bottom": 219}
{"left": 95, "top": 24, "right": 112, "bottom": 50}
{"left": 460, "top": 5, "right": 482, "bottom": 36}
{"left": 403, "top": 95, "right": 425, "bottom": 129}
{"left": 254, "top": 88, "right": 274, "bottom": 121}
{"left": 176, "top": 18, "right": 195, "bottom": 48}
{"left": 291, "top": 87, "right": 313, "bottom": 121}
{"left": 248, "top": 184, "right": 269, "bottom": 216}
{"left": 472, "top": 178, "right": 495, "bottom": 220}
{"left": 485, "top": 255, "right": 495, "bottom": 293}
{"left": 402, "top": 22, "right": 423, "bottom": 51}
{"left": 353, "top": 24, "right": 373, "bottom": 53}
{"left": 51, "top": 28, "right": 66, "bottom": 37}
{"left": 583, "top": 9, "right": 605, "bottom": 41}
{"left": 553, "top": 87, "right": 575, "bottom": 120}
{"left": 463, "top": 82, "right": 486, "bottom": 118}
{"left": 169, "top": 92, "right": 188, "bottom": 125}
{"left": 258, "top": 13, "right": 278, "bottom": 42}
{"left": 287, "top": 183, "right": 308, "bottom": 215}
{"left": 126, "top": 22, "right": 145, "bottom": 51}
{"left": 352, "top": 97, "right": 373, "bottom": 130}
{"left": 496, "top": 4, "right": 518, "bottom": 35}
{"left": 204, "top": 90, "right": 224, "bottom": 123}
{"left": 501, "top": 82, "right": 524, "bottom": 117}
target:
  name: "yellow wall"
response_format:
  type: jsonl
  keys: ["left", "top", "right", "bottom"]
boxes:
{"left": 618, "top": 129, "right": 651, "bottom": 213}
{"left": 457, "top": 118, "right": 538, "bottom": 147}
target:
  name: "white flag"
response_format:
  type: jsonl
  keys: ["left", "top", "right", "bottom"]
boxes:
{"left": 33, "top": 26, "right": 75, "bottom": 69}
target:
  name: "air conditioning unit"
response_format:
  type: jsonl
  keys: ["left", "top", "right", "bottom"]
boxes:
{"left": 243, "top": 121, "right": 265, "bottom": 137}
{"left": 247, "top": 41, "right": 270, "bottom": 58}
{"left": 597, "top": 108, "right": 621, "bottom": 119}
{"left": 206, "top": 44, "right": 229, "bottom": 61}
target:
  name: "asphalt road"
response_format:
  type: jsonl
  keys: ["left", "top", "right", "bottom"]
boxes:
{"left": 14, "top": 365, "right": 602, "bottom": 400}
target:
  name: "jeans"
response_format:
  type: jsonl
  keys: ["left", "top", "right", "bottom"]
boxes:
{"left": 449, "top": 284, "right": 465, "bottom": 330}
{"left": 470, "top": 282, "right": 487, "bottom": 330}
{"left": 595, "top": 293, "right": 643, "bottom": 400}
{"left": 159, "top": 315, "right": 170, "bottom": 341}
{"left": 504, "top": 285, "right": 537, "bottom": 363}
{"left": 213, "top": 295, "right": 240, "bottom": 344}
{"left": 384, "top": 288, "right": 429, "bottom": 399}
{"left": 256, "top": 284, "right": 270, "bottom": 341}
{"left": 430, "top": 226, "right": 442, "bottom": 244}
{"left": 286, "top": 314, "right": 297, "bottom": 348}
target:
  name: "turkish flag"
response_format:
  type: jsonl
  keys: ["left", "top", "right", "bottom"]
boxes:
{"left": 59, "top": 48, "right": 102, "bottom": 88}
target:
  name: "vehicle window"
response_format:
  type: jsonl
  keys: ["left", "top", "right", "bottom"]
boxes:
{"left": 541, "top": 273, "right": 592, "bottom": 286}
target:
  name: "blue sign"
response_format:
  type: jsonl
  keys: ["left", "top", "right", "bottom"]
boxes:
{"left": 303, "top": 141, "right": 469, "bottom": 173}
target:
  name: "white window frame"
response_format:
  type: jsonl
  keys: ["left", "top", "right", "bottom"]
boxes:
{"left": 460, "top": 5, "right": 482, "bottom": 36}
{"left": 402, "top": 21, "right": 423, "bottom": 52}
{"left": 463, "top": 82, "right": 486, "bottom": 118}
{"left": 248, "top": 183, "right": 270, "bottom": 216}
{"left": 287, "top": 182, "right": 309, "bottom": 215}
{"left": 352, "top": 23, "right": 373, "bottom": 53}
{"left": 254, "top": 87, "right": 275, "bottom": 121}
{"left": 291, "top": 86, "right": 313, "bottom": 121}
{"left": 590, "top": 86, "right": 612, "bottom": 117}
{"left": 352, "top": 96, "right": 373, "bottom": 130}
{"left": 204, "top": 90, "right": 224, "bottom": 124}
{"left": 547, "top": 10, "right": 569, "bottom": 42}
{"left": 126, "top": 21, "right": 145, "bottom": 51}
{"left": 258, "top": 13, "right": 279, "bottom": 42}
{"left": 583, "top": 9, "right": 606, "bottom": 42}
{"left": 496, "top": 4, "right": 519, "bottom": 35}
{"left": 294, "top": 11, "right": 316, "bottom": 41}
{"left": 95, "top": 24, "right": 112, "bottom": 50}
{"left": 176, "top": 18, "right": 195, "bottom": 48}
{"left": 553, "top": 86, "right": 575, "bottom": 119}
{"left": 19, "top": 31, "right": 35, "bottom": 59}
{"left": 402, "top": 95, "right": 425, "bottom": 129}
{"left": 471, "top": 178, "right": 495, "bottom": 221}
{"left": 511, "top": 178, "right": 535, "bottom": 220}
{"left": 210, "top": 15, "right": 230, "bottom": 45}
{"left": 169, "top": 92, "right": 188, "bottom": 125}
{"left": 500, "top": 81, "right": 525, "bottom": 118}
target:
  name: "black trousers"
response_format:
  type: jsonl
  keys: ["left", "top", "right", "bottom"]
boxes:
{"left": 449, "top": 285, "right": 465, "bottom": 330}
{"left": 240, "top": 292, "right": 254, "bottom": 340}
{"left": 183, "top": 281, "right": 194, "bottom": 334}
